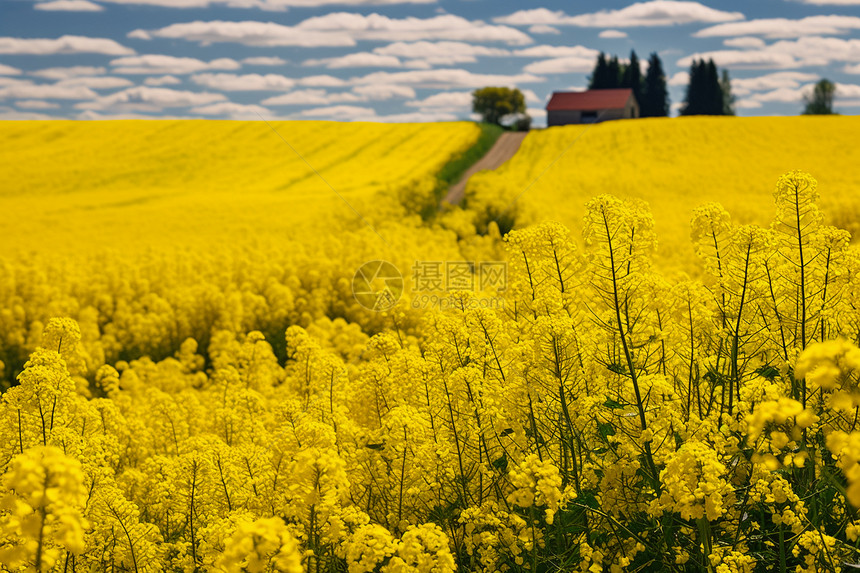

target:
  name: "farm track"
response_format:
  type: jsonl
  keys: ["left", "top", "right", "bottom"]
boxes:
{"left": 442, "top": 131, "right": 528, "bottom": 205}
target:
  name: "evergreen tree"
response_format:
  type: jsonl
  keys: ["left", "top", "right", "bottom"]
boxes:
{"left": 720, "top": 69, "right": 736, "bottom": 116}
{"left": 621, "top": 50, "right": 643, "bottom": 104}
{"left": 589, "top": 53, "right": 610, "bottom": 89}
{"left": 682, "top": 59, "right": 729, "bottom": 116}
{"left": 607, "top": 56, "right": 622, "bottom": 89}
{"left": 641, "top": 52, "right": 669, "bottom": 117}
{"left": 803, "top": 79, "right": 836, "bottom": 115}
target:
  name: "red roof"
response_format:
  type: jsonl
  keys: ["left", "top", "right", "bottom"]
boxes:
{"left": 546, "top": 89, "right": 634, "bottom": 111}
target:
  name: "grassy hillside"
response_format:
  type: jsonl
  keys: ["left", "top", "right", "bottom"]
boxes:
{"left": 0, "top": 120, "right": 480, "bottom": 255}
{"left": 465, "top": 116, "right": 860, "bottom": 268}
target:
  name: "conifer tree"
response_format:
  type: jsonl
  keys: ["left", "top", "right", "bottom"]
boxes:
{"left": 589, "top": 53, "right": 610, "bottom": 89}
{"left": 622, "top": 50, "right": 643, "bottom": 104}
{"left": 641, "top": 52, "right": 669, "bottom": 117}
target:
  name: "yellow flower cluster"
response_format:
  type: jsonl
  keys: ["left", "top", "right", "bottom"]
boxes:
{"left": 6, "top": 117, "right": 860, "bottom": 573}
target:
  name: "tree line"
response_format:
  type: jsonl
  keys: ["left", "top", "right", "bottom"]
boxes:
{"left": 471, "top": 50, "right": 838, "bottom": 126}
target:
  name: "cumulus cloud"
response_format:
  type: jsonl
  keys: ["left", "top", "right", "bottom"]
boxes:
{"left": 730, "top": 71, "right": 819, "bottom": 96}
{"left": 0, "top": 84, "right": 98, "bottom": 99}
{"left": 34, "top": 0, "right": 104, "bottom": 11}
{"left": 144, "top": 75, "right": 181, "bottom": 86}
{"left": 31, "top": 66, "right": 107, "bottom": 79}
{"left": 846, "top": 63, "right": 860, "bottom": 74}
{"left": 189, "top": 102, "right": 272, "bottom": 118}
{"left": 723, "top": 37, "right": 766, "bottom": 48}
{"left": 0, "top": 77, "right": 33, "bottom": 87}
{"left": 523, "top": 56, "right": 596, "bottom": 74}
{"left": 241, "top": 56, "right": 287, "bottom": 66}
{"left": 678, "top": 36, "right": 860, "bottom": 69}
{"left": 0, "top": 35, "right": 134, "bottom": 55}
{"left": 599, "top": 30, "right": 629, "bottom": 38}
{"left": 512, "top": 45, "right": 599, "bottom": 59}
{"left": 76, "top": 86, "right": 226, "bottom": 111}
{"left": 297, "top": 75, "right": 347, "bottom": 87}
{"left": 304, "top": 53, "right": 402, "bottom": 69}
{"left": 0, "top": 63, "right": 22, "bottom": 75}
{"left": 261, "top": 89, "right": 362, "bottom": 105}
{"left": 97, "top": 0, "right": 435, "bottom": 8}
{"left": 130, "top": 14, "right": 532, "bottom": 48}
{"left": 696, "top": 15, "right": 860, "bottom": 39}
{"left": 668, "top": 71, "right": 690, "bottom": 86}
{"left": 529, "top": 25, "right": 560, "bottom": 35}
{"left": 191, "top": 72, "right": 296, "bottom": 91}
{"left": 15, "top": 100, "right": 60, "bottom": 109}
{"left": 57, "top": 76, "right": 134, "bottom": 89}
{"left": 110, "top": 55, "right": 241, "bottom": 75}
{"left": 297, "top": 104, "right": 377, "bottom": 119}
{"left": 405, "top": 90, "right": 471, "bottom": 111}
{"left": 494, "top": 2, "right": 743, "bottom": 28}
{"left": 350, "top": 68, "right": 544, "bottom": 89}
{"left": 0, "top": 107, "right": 55, "bottom": 120}
{"left": 372, "top": 41, "right": 509, "bottom": 66}
{"left": 352, "top": 83, "right": 415, "bottom": 100}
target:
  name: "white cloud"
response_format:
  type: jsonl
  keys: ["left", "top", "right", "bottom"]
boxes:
{"left": 0, "top": 107, "right": 55, "bottom": 120}
{"left": 57, "top": 76, "right": 134, "bottom": 89}
{"left": 75, "top": 110, "right": 189, "bottom": 119}
{"left": 735, "top": 99, "right": 763, "bottom": 109}
{"left": 0, "top": 84, "right": 98, "bottom": 99}
{"left": 0, "top": 35, "right": 133, "bottom": 55}
{"left": 696, "top": 16, "right": 860, "bottom": 39}
{"left": 191, "top": 72, "right": 295, "bottom": 91}
{"left": 34, "top": 0, "right": 104, "bottom": 11}
{"left": 261, "top": 89, "right": 362, "bottom": 105}
{"left": 190, "top": 102, "right": 271, "bottom": 118}
{"left": 678, "top": 36, "right": 860, "bottom": 69}
{"left": 749, "top": 85, "right": 812, "bottom": 103}
{"left": 523, "top": 56, "right": 596, "bottom": 74}
{"left": 495, "top": 2, "right": 743, "bottom": 28}
{"left": 97, "top": 0, "right": 435, "bottom": 8}
{"left": 131, "top": 14, "right": 532, "bottom": 48}
{"left": 837, "top": 83, "right": 860, "bottom": 98}
{"left": 110, "top": 54, "right": 241, "bottom": 75}
{"left": 352, "top": 83, "right": 415, "bottom": 100}
{"left": 144, "top": 75, "right": 181, "bottom": 86}
{"left": 367, "top": 111, "right": 459, "bottom": 122}
{"left": 31, "top": 66, "right": 106, "bottom": 79}
{"left": 305, "top": 52, "right": 402, "bottom": 69}
{"left": 0, "top": 63, "right": 22, "bottom": 75}
{"left": 298, "top": 75, "right": 347, "bottom": 87}
{"left": 297, "top": 104, "right": 377, "bottom": 119}
{"left": 599, "top": 30, "right": 629, "bottom": 38}
{"left": 526, "top": 107, "right": 547, "bottom": 122}
{"left": 512, "top": 45, "right": 599, "bottom": 58}
{"left": 529, "top": 25, "right": 560, "bottom": 35}
{"left": 350, "top": 68, "right": 544, "bottom": 89}
{"left": 723, "top": 37, "right": 766, "bottom": 48}
{"left": 668, "top": 71, "right": 689, "bottom": 86}
{"left": 0, "top": 77, "right": 33, "bottom": 87}
{"left": 15, "top": 99, "right": 60, "bottom": 109}
{"left": 76, "top": 86, "right": 226, "bottom": 111}
{"left": 731, "top": 71, "right": 819, "bottom": 96}
{"left": 405, "top": 90, "right": 471, "bottom": 110}
{"left": 373, "top": 42, "right": 510, "bottom": 62}
{"left": 129, "top": 21, "right": 353, "bottom": 47}
{"left": 845, "top": 63, "right": 860, "bottom": 74}
{"left": 798, "top": 0, "right": 860, "bottom": 4}
{"left": 241, "top": 56, "right": 287, "bottom": 66}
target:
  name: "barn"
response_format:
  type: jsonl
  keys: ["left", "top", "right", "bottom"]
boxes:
{"left": 545, "top": 88, "right": 639, "bottom": 126}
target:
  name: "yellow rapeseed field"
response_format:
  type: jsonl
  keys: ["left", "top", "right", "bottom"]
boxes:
{"left": 6, "top": 118, "right": 860, "bottom": 573}
{"left": 466, "top": 116, "right": 860, "bottom": 267}
{"left": 0, "top": 120, "right": 480, "bottom": 254}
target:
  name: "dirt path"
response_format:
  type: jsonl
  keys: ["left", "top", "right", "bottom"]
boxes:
{"left": 442, "top": 131, "right": 528, "bottom": 205}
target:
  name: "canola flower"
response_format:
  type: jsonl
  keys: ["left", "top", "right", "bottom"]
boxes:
{"left": 5, "top": 114, "right": 860, "bottom": 571}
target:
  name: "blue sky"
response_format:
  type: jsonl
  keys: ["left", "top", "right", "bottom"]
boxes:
{"left": 2, "top": 0, "right": 860, "bottom": 123}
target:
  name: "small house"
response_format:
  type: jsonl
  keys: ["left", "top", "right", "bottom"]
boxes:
{"left": 545, "top": 88, "right": 639, "bottom": 126}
